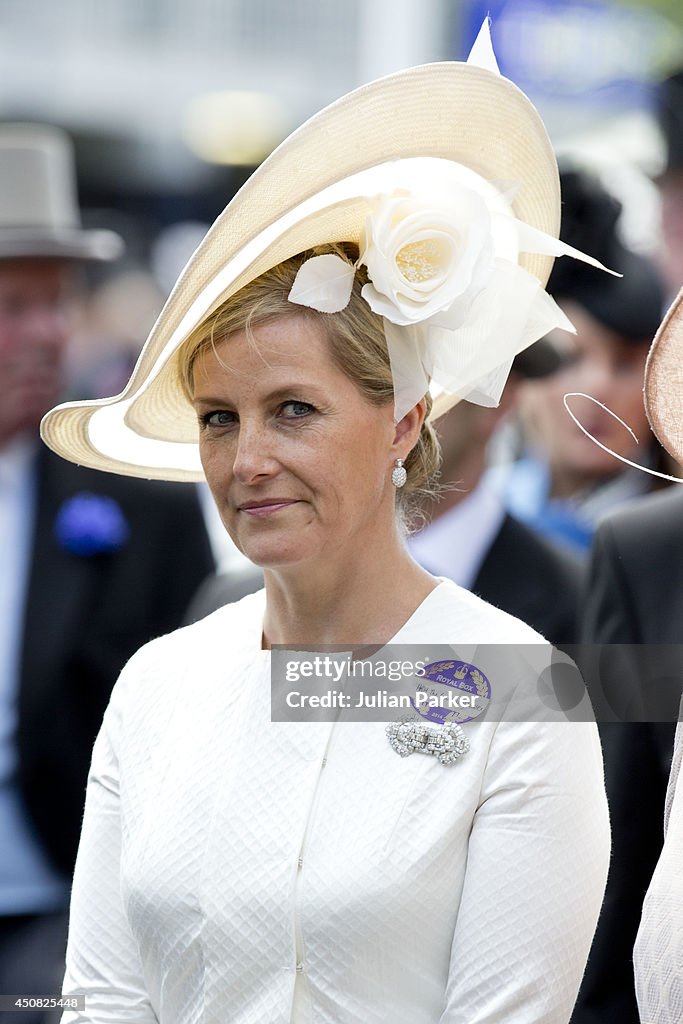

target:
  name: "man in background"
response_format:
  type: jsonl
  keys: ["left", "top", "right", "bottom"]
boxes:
{"left": 0, "top": 124, "right": 214, "bottom": 1012}
{"left": 571, "top": 490, "right": 682, "bottom": 1024}
{"left": 408, "top": 359, "right": 581, "bottom": 647}
{"left": 570, "top": 71, "right": 683, "bottom": 1024}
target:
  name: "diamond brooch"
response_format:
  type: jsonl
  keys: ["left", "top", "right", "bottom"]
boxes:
{"left": 385, "top": 718, "right": 470, "bottom": 766}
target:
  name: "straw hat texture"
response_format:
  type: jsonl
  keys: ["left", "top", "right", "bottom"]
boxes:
{"left": 41, "top": 28, "right": 562, "bottom": 481}
{"left": 645, "top": 289, "right": 683, "bottom": 465}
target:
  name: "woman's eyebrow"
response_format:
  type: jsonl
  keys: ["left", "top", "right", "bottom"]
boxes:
{"left": 265, "top": 384, "right": 324, "bottom": 401}
{"left": 192, "top": 383, "right": 324, "bottom": 407}
{"left": 192, "top": 395, "right": 235, "bottom": 408}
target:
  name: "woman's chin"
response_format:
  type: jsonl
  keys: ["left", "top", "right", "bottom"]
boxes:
{"left": 239, "top": 540, "right": 316, "bottom": 570}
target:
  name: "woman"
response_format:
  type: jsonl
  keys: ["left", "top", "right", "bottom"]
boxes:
{"left": 43, "top": 23, "right": 610, "bottom": 1024}
{"left": 496, "top": 169, "right": 668, "bottom": 555}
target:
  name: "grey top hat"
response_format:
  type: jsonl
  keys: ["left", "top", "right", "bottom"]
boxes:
{"left": 0, "top": 123, "right": 123, "bottom": 261}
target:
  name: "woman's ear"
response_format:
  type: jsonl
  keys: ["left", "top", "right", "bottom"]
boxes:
{"left": 392, "top": 396, "right": 428, "bottom": 457}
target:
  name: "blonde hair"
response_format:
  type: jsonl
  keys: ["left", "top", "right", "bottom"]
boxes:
{"left": 180, "top": 243, "right": 441, "bottom": 525}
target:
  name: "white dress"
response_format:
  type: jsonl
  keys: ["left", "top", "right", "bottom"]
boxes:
{"left": 60, "top": 579, "right": 610, "bottom": 1024}
{"left": 634, "top": 720, "right": 683, "bottom": 1023}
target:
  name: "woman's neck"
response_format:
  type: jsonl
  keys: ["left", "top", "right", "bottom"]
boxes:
{"left": 261, "top": 537, "right": 437, "bottom": 648}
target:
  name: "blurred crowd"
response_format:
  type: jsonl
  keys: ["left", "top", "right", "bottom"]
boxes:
{"left": 2, "top": 62, "right": 683, "bottom": 1024}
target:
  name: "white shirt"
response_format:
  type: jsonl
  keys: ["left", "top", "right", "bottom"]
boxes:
{"left": 196, "top": 481, "right": 254, "bottom": 574}
{"left": 0, "top": 434, "right": 36, "bottom": 782}
{"left": 634, "top": 720, "right": 683, "bottom": 1022}
{"left": 408, "top": 482, "right": 505, "bottom": 587}
{"left": 0, "top": 436, "right": 70, "bottom": 911}
{"left": 61, "top": 581, "right": 609, "bottom": 1024}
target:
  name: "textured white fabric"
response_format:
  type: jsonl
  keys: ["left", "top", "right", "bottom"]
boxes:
{"left": 634, "top": 720, "right": 683, "bottom": 1023}
{"left": 61, "top": 580, "right": 609, "bottom": 1024}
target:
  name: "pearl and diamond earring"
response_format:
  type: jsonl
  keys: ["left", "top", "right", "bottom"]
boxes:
{"left": 391, "top": 459, "right": 407, "bottom": 488}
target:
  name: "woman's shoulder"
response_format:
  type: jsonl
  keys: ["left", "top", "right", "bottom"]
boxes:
{"left": 105, "top": 589, "right": 268, "bottom": 741}
{"left": 116, "top": 587, "right": 266, "bottom": 693}
{"left": 180, "top": 584, "right": 267, "bottom": 642}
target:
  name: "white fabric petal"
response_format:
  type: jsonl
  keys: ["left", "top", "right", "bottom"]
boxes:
{"left": 466, "top": 19, "right": 500, "bottom": 75}
{"left": 428, "top": 290, "right": 484, "bottom": 331}
{"left": 524, "top": 286, "right": 576, "bottom": 337}
{"left": 288, "top": 253, "right": 355, "bottom": 313}
{"left": 421, "top": 261, "right": 541, "bottom": 401}
{"left": 383, "top": 319, "right": 430, "bottom": 422}
{"left": 362, "top": 282, "right": 416, "bottom": 326}
{"left": 490, "top": 179, "right": 522, "bottom": 205}
{"left": 514, "top": 219, "right": 621, "bottom": 276}
{"left": 459, "top": 360, "right": 514, "bottom": 408}
{"left": 402, "top": 259, "right": 582, "bottom": 420}
{"left": 453, "top": 286, "right": 577, "bottom": 408}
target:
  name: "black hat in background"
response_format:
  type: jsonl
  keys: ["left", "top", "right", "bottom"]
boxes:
{"left": 545, "top": 168, "right": 664, "bottom": 343}
{"left": 657, "top": 70, "right": 683, "bottom": 177}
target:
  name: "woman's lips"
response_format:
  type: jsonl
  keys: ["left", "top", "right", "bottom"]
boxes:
{"left": 581, "top": 417, "right": 630, "bottom": 444}
{"left": 581, "top": 420, "right": 610, "bottom": 441}
{"left": 239, "top": 500, "right": 299, "bottom": 518}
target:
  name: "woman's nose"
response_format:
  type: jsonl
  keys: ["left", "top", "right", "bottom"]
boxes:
{"left": 22, "top": 304, "right": 68, "bottom": 349}
{"left": 231, "top": 421, "right": 278, "bottom": 484}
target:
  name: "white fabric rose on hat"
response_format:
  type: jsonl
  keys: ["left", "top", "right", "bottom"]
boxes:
{"left": 358, "top": 186, "right": 495, "bottom": 331}
{"left": 288, "top": 159, "right": 617, "bottom": 423}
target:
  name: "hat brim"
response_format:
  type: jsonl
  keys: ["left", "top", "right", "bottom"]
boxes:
{"left": 644, "top": 287, "right": 683, "bottom": 465}
{"left": 41, "top": 61, "right": 561, "bottom": 482}
{"left": 0, "top": 227, "right": 123, "bottom": 262}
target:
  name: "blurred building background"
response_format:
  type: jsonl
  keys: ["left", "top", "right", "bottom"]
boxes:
{"left": 0, "top": 0, "right": 443, "bottom": 241}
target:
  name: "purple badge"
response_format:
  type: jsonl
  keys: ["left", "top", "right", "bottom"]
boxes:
{"left": 411, "top": 660, "right": 491, "bottom": 725}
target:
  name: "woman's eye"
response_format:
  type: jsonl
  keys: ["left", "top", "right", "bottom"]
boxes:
{"left": 202, "top": 410, "right": 235, "bottom": 427}
{"left": 281, "top": 401, "right": 314, "bottom": 418}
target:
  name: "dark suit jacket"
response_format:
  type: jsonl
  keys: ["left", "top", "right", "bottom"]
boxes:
{"left": 16, "top": 447, "right": 214, "bottom": 876}
{"left": 571, "top": 488, "right": 683, "bottom": 1024}
{"left": 184, "top": 564, "right": 264, "bottom": 625}
{"left": 473, "top": 513, "right": 581, "bottom": 646}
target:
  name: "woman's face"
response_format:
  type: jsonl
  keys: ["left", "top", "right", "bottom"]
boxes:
{"left": 520, "top": 301, "right": 651, "bottom": 490}
{"left": 191, "top": 313, "right": 399, "bottom": 569}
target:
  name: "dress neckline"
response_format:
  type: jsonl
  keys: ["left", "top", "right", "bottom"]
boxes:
{"left": 254, "top": 577, "right": 452, "bottom": 651}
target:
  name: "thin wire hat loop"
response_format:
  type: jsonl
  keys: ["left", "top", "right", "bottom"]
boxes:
{"left": 563, "top": 392, "right": 683, "bottom": 485}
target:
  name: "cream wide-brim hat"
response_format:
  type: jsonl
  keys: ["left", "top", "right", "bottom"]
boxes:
{"left": 644, "top": 288, "right": 683, "bottom": 465}
{"left": 41, "top": 57, "right": 561, "bottom": 482}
